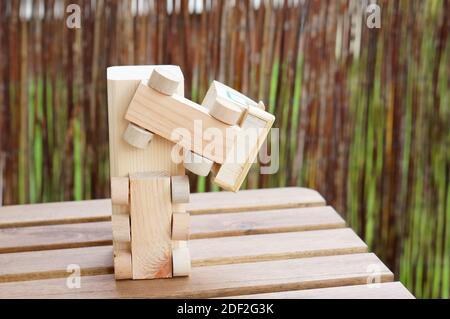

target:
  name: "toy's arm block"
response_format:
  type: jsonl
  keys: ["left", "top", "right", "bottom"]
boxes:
{"left": 125, "top": 82, "right": 239, "bottom": 164}
{"left": 213, "top": 105, "right": 275, "bottom": 192}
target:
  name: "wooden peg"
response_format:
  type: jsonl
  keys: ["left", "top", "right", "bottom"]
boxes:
{"left": 123, "top": 123, "right": 154, "bottom": 149}
{"left": 208, "top": 97, "right": 244, "bottom": 125}
{"left": 111, "top": 177, "right": 129, "bottom": 205}
{"left": 171, "top": 175, "right": 190, "bottom": 203}
{"left": 172, "top": 203, "right": 187, "bottom": 213}
{"left": 172, "top": 213, "right": 190, "bottom": 241}
{"left": 257, "top": 101, "right": 266, "bottom": 111}
{"left": 183, "top": 150, "right": 214, "bottom": 177}
{"left": 172, "top": 246, "right": 191, "bottom": 277}
{"left": 148, "top": 67, "right": 183, "bottom": 95}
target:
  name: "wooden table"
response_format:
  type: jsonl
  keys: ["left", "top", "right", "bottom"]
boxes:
{"left": 0, "top": 187, "right": 414, "bottom": 299}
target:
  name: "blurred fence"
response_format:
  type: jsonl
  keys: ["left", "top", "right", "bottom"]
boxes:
{"left": 0, "top": 0, "right": 449, "bottom": 298}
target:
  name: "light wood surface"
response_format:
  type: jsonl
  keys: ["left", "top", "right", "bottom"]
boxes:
{"left": 172, "top": 247, "right": 191, "bottom": 277}
{"left": 214, "top": 105, "right": 275, "bottom": 192}
{"left": 129, "top": 172, "right": 173, "bottom": 279}
{"left": 183, "top": 150, "right": 214, "bottom": 176}
{"left": 0, "top": 228, "right": 367, "bottom": 283}
{"left": 208, "top": 98, "right": 244, "bottom": 125}
{"left": 122, "top": 123, "right": 154, "bottom": 149}
{"left": 0, "top": 187, "right": 325, "bottom": 228}
{"left": 0, "top": 187, "right": 413, "bottom": 299}
{"left": 147, "top": 67, "right": 182, "bottom": 95}
{"left": 0, "top": 253, "right": 393, "bottom": 299}
{"left": 220, "top": 282, "right": 415, "bottom": 299}
{"left": 0, "top": 206, "right": 345, "bottom": 253}
{"left": 172, "top": 213, "right": 190, "bottom": 241}
{"left": 170, "top": 176, "right": 190, "bottom": 203}
{"left": 107, "top": 65, "right": 185, "bottom": 279}
{"left": 125, "top": 83, "right": 240, "bottom": 164}
{"left": 110, "top": 177, "right": 129, "bottom": 205}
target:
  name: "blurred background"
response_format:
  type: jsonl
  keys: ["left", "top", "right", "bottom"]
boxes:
{"left": 0, "top": 0, "right": 448, "bottom": 298}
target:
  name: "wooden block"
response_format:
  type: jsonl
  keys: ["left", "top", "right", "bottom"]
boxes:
{"left": 214, "top": 106, "right": 275, "bottom": 192}
{"left": 183, "top": 150, "right": 214, "bottom": 176}
{"left": 148, "top": 67, "right": 182, "bottom": 95}
{"left": 111, "top": 213, "right": 132, "bottom": 279}
{"left": 208, "top": 98, "right": 244, "bottom": 125}
{"left": 172, "top": 246, "right": 191, "bottom": 277}
{"left": 172, "top": 213, "right": 190, "bottom": 241}
{"left": 171, "top": 176, "right": 190, "bottom": 204}
{"left": 107, "top": 65, "right": 185, "bottom": 280}
{"left": 123, "top": 123, "right": 154, "bottom": 149}
{"left": 202, "top": 81, "right": 258, "bottom": 113}
{"left": 129, "top": 172, "right": 173, "bottom": 279}
{"left": 110, "top": 177, "right": 129, "bottom": 205}
{"left": 125, "top": 82, "right": 240, "bottom": 164}
{"left": 172, "top": 203, "right": 187, "bottom": 213}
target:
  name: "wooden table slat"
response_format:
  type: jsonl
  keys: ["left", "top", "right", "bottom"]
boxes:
{"left": 0, "top": 187, "right": 326, "bottom": 228}
{"left": 219, "top": 282, "right": 415, "bottom": 299}
{"left": 0, "top": 206, "right": 344, "bottom": 254}
{"left": 0, "top": 228, "right": 367, "bottom": 283}
{"left": 0, "top": 253, "right": 393, "bottom": 299}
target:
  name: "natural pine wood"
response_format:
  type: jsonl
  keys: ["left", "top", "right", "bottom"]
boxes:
{"left": 214, "top": 106, "right": 275, "bottom": 192}
{"left": 0, "top": 228, "right": 367, "bottom": 283}
{"left": 148, "top": 67, "right": 183, "bottom": 95}
{"left": 220, "top": 282, "right": 415, "bottom": 299}
{"left": 0, "top": 188, "right": 414, "bottom": 299}
{"left": 125, "top": 83, "right": 240, "bottom": 164}
{"left": 129, "top": 172, "right": 173, "bottom": 279}
{"left": 0, "top": 254, "right": 393, "bottom": 299}
{"left": 122, "top": 123, "right": 154, "bottom": 149}
{"left": 172, "top": 213, "right": 190, "bottom": 241}
{"left": 0, "top": 206, "right": 344, "bottom": 253}
{"left": 110, "top": 177, "right": 129, "bottom": 205}
{"left": 170, "top": 176, "right": 190, "bottom": 204}
{"left": 0, "top": 188, "right": 326, "bottom": 228}
{"left": 107, "top": 65, "right": 185, "bottom": 279}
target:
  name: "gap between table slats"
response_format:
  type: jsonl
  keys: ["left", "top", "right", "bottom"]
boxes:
{"left": 0, "top": 187, "right": 326, "bottom": 228}
{"left": 0, "top": 206, "right": 344, "bottom": 254}
{"left": 0, "top": 228, "right": 367, "bottom": 283}
{"left": 0, "top": 253, "right": 393, "bottom": 299}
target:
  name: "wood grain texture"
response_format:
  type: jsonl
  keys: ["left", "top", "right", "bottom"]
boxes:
{"left": 190, "top": 206, "right": 345, "bottom": 238}
{"left": 122, "top": 123, "right": 154, "bottom": 149}
{"left": 0, "top": 253, "right": 393, "bottom": 298}
{"left": 214, "top": 105, "right": 275, "bottom": 192}
{"left": 183, "top": 150, "right": 214, "bottom": 177}
{"left": 0, "top": 188, "right": 326, "bottom": 228}
{"left": 190, "top": 229, "right": 367, "bottom": 266}
{"left": 172, "top": 247, "right": 191, "bottom": 277}
{"left": 0, "top": 206, "right": 343, "bottom": 253}
{"left": 171, "top": 175, "right": 190, "bottom": 203}
{"left": 107, "top": 65, "right": 185, "bottom": 279}
{"left": 110, "top": 177, "right": 129, "bottom": 205}
{"left": 125, "top": 83, "right": 240, "bottom": 164}
{"left": 0, "top": 228, "right": 367, "bottom": 283}
{"left": 219, "top": 282, "right": 415, "bottom": 299}
{"left": 129, "top": 172, "right": 173, "bottom": 279}
{"left": 147, "top": 67, "right": 182, "bottom": 95}
{"left": 172, "top": 213, "right": 190, "bottom": 241}
{"left": 0, "top": 222, "right": 112, "bottom": 253}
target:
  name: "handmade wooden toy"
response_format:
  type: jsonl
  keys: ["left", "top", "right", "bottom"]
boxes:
{"left": 107, "top": 65, "right": 275, "bottom": 280}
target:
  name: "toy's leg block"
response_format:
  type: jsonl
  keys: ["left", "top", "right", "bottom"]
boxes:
{"left": 129, "top": 172, "right": 173, "bottom": 279}
{"left": 214, "top": 106, "right": 275, "bottom": 192}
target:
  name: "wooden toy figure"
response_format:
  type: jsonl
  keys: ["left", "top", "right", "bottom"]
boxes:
{"left": 107, "top": 65, "right": 275, "bottom": 280}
